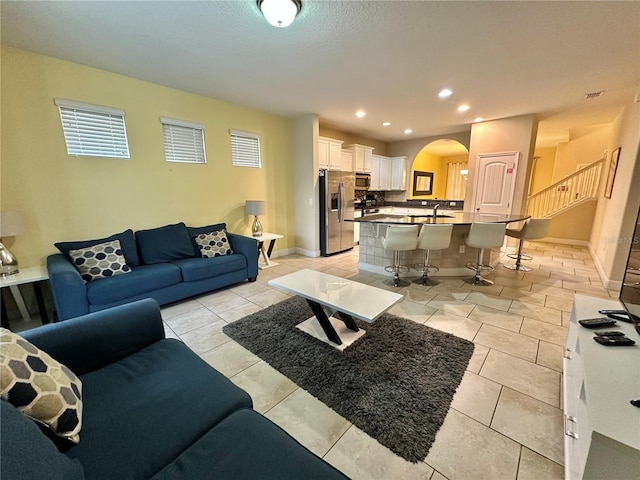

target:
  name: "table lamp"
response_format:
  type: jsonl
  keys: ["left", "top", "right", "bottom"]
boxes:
{"left": 0, "top": 211, "right": 23, "bottom": 276}
{"left": 245, "top": 200, "right": 266, "bottom": 237}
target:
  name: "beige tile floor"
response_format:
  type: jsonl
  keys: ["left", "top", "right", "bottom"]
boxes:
{"left": 13, "top": 241, "right": 613, "bottom": 479}
{"left": 157, "top": 240, "right": 619, "bottom": 479}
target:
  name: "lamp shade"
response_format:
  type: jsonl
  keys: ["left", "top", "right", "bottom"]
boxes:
{"left": 245, "top": 200, "right": 266, "bottom": 216}
{"left": 0, "top": 211, "right": 23, "bottom": 237}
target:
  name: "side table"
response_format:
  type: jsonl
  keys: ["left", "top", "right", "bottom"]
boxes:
{"left": 0, "top": 266, "right": 50, "bottom": 329}
{"left": 253, "top": 233, "right": 284, "bottom": 269}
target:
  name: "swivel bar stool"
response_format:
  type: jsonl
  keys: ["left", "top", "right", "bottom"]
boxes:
{"left": 382, "top": 225, "right": 420, "bottom": 287}
{"left": 413, "top": 224, "right": 454, "bottom": 286}
{"left": 465, "top": 222, "right": 507, "bottom": 285}
{"left": 504, "top": 218, "right": 551, "bottom": 271}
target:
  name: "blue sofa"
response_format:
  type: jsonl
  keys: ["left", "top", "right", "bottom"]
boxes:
{"left": 47, "top": 222, "right": 259, "bottom": 320}
{"left": 0, "top": 299, "right": 349, "bottom": 480}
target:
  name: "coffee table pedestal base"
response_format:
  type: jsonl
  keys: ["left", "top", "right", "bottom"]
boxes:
{"left": 296, "top": 316, "right": 367, "bottom": 351}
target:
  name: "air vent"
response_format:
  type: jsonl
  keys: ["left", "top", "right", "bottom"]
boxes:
{"left": 584, "top": 91, "right": 604, "bottom": 100}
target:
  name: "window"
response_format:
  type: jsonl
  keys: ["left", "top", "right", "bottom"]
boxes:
{"left": 55, "top": 99, "right": 130, "bottom": 158}
{"left": 230, "top": 130, "right": 261, "bottom": 168}
{"left": 160, "top": 118, "right": 207, "bottom": 164}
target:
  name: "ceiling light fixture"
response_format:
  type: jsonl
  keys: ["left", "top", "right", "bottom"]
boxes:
{"left": 257, "top": 0, "right": 302, "bottom": 28}
{"left": 382, "top": 122, "right": 391, "bottom": 126}
{"left": 457, "top": 105, "right": 470, "bottom": 112}
{"left": 438, "top": 88, "right": 453, "bottom": 98}
{"left": 356, "top": 111, "right": 366, "bottom": 118}
{"left": 404, "top": 129, "right": 413, "bottom": 134}
{"left": 473, "top": 117, "right": 484, "bottom": 122}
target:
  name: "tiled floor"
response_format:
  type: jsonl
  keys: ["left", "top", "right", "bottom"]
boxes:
{"left": 17, "top": 241, "right": 617, "bottom": 479}
{"left": 158, "top": 240, "right": 618, "bottom": 479}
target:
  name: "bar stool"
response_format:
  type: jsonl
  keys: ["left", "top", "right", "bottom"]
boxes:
{"left": 382, "top": 225, "right": 420, "bottom": 287}
{"left": 465, "top": 223, "right": 507, "bottom": 285}
{"left": 413, "top": 224, "right": 454, "bottom": 286}
{"left": 504, "top": 218, "right": 551, "bottom": 271}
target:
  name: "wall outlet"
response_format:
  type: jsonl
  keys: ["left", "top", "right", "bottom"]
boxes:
{"left": 450, "top": 201, "right": 456, "bottom": 206}
{"left": 459, "top": 245, "right": 465, "bottom": 253}
{"left": 421, "top": 201, "right": 427, "bottom": 205}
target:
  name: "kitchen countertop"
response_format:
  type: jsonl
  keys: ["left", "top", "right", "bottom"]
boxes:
{"left": 352, "top": 211, "right": 529, "bottom": 225}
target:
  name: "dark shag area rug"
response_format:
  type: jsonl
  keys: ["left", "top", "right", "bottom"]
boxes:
{"left": 222, "top": 296, "right": 474, "bottom": 463}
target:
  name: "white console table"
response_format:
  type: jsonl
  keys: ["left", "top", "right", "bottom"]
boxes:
{"left": 0, "top": 266, "right": 50, "bottom": 329}
{"left": 564, "top": 294, "right": 640, "bottom": 479}
{"left": 253, "top": 233, "right": 283, "bottom": 270}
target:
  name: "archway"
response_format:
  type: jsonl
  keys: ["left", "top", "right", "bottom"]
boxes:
{"left": 409, "top": 139, "right": 469, "bottom": 200}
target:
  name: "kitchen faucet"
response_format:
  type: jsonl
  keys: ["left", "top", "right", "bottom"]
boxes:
{"left": 432, "top": 204, "right": 440, "bottom": 221}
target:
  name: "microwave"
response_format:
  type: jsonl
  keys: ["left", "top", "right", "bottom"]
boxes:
{"left": 355, "top": 173, "right": 370, "bottom": 189}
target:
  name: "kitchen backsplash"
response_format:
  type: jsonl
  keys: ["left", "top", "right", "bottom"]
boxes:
{"left": 356, "top": 190, "right": 464, "bottom": 210}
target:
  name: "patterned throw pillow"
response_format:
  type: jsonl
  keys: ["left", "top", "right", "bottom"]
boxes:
{"left": 68, "top": 239, "right": 131, "bottom": 282}
{"left": 0, "top": 328, "right": 83, "bottom": 443}
{"left": 194, "top": 230, "right": 233, "bottom": 258}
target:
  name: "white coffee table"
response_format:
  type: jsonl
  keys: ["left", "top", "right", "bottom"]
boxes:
{"left": 268, "top": 269, "right": 404, "bottom": 349}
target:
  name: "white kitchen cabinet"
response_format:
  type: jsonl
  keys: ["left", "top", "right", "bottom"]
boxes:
{"left": 318, "top": 136, "right": 343, "bottom": 171}
{"left": 344, "top": 144, "right": 373, "bottom": 173}
{"left": 340, "top": 150, "right": 354, "bottom": 172}
{"left": 390, "top": 156, "right": 408, "bottom": 190}
{"left": 354, "top": 209, "right": 361, "bottom": 243}
{"left": 564, "top": 294, "right": 640, "bottom": 480}
{"left": 370, "top": 154, "right": 393, "bottom": 190}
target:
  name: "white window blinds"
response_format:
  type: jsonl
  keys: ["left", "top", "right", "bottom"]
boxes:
{"left": 160, "top": 118, "right": 207, "bottom": 164}
{"left": 230, "top": 130, "right": 261, "bottom": 168}
{"left": 55, "top": 99, "right": 130, "bottom": 158}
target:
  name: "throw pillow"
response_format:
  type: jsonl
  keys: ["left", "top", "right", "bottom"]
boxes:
{"left": 195, "top": 230, "right": 234, "bottom": 258}
{"left": 187, "top": 223, "right": 227, "bottom": 256}
{"left": 135, "top": 222, "right": 195, "bottom": 264}
{"left": 0, "top": 329, "right": 83, "bottom": 443}
{"left": 68, "top": 239, "right": 131, "bottom": 282}
{"left": 55, "top": 228, "right": 140, "bottom": 267}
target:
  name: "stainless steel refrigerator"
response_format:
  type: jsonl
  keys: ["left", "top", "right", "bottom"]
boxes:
{"left": 319, "top": 169, "right": 355, "bottom": 256}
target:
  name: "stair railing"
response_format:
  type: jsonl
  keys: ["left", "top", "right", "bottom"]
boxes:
{"left": 527, "top": 158, "right": 604, "bottom": 218}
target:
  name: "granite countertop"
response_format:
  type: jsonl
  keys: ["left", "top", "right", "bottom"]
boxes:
{"left": 352, "top": 211, "right": 530, "bottom": 225}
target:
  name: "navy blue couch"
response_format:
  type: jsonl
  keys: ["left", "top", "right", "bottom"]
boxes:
{"left": 0, "top": 299, "right": 349, "bottom": 480}
{"left": 47, "top": 222, "right": 259, "bottom": 320}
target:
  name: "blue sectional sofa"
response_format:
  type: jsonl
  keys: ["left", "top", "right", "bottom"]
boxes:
{"left": 47, "top": 222, "right": 259, "bottom": 320}
{"left": 0, "top": 299, "right": 349, "bottom": 480}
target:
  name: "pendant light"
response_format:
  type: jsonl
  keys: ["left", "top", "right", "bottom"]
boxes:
{"left": 257, "top": 0, "right": 302, "bottom": 28}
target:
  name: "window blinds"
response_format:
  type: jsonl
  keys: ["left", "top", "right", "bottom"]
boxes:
{"left": 230, "top": 130, "right": 261, "bottom": 168}
{"left": 161, "top": 118, "right": 207, "bottom": 164}
{"left": 55, "top": 99, "right": 130, "bottom": 158}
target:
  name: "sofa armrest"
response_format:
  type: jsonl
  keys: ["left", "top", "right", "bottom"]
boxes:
{"left": 22, "top": 298, "right": 165, "bottom": 376}
{"left": 47, "top": 254, "right": 89, "bottom": 321}
{"left": 228, "top": 233, "right": 259, "bottom": 279}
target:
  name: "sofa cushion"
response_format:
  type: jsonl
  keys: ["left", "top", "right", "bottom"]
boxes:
{"left": 136, "top": 222, "right": 194, "bottom": 264}
{"left": 194, "top": 230, "right": 233, "bottom": 258}
{"left": 69, "top": 240, "right": 131, "bottom": 282}
{"left": 151, "top": 409, "right": 348, "bottom": 480}
{"left": 0, "top": 329, "right": 83, "bottom": 443}
{"left": 1, "top": 400, "right": 85, "bottom": 480}
{"left": 172, "top": 254, "right": 247, "bottom": 282}
{"left": 64, "top": 339, "right": 252, "bottom": 480}
{"left": 55, "top": 229, "right": 140, "bottom": 267}
{"left": 86, "top": 263, "right": 181, "bottom": 306}
{"left": 187, "top": 223, "right": 227, "bottom": 256}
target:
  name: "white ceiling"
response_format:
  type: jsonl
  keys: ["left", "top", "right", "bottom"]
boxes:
{"left": 2, "top": 1, "right": 639, "bottom": 150}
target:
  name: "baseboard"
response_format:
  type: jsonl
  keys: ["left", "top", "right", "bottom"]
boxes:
{"left": 270, "top": 247, "right": 296, "bottom": 259}
{"left": 294, "top": 247, "right": 321, "bottom": 258}
{"left": 587, "top": 243, "right": 622, "bottom": 291}
{"left": 543, "top": 237, "right": 590, "bottom": 247}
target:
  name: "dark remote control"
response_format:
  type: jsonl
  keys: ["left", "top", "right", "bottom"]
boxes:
{"left": 579, "top": 318, "right": 616, "bottom": 329}
{"left": 598, "top": 309, "right": 627, "bottom": 315}
{"left": 594, "top": 331, "right": 625, "bottom": 337}
{"left": 593, "top": 336, "right": 635, "bottom": 346}
{"left": 606, "top": 313, "right": 633, "bottom": 323}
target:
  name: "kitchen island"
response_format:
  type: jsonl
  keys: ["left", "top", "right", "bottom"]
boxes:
{"left": 352, "top": 211, "right": 530, "bottom": 277}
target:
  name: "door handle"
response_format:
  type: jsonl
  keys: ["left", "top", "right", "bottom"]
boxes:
{"left": 338, "top": 183, "right": 344, "bottom": 222}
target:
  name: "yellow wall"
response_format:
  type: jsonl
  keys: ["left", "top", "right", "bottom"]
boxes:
{"left": 318, "top": 125, "right": 387, "bottom": 155}
{"left": 553, "top": 127, "right": 610, "bottom": 182}
{"left": 1, "top": 47, "right": 294, "bottom": 267}
{"left": 530, "top": 147, "right": 557, "bottom": 194}
{"left": 409, "top": 150, "right": 447, "bottom": 199}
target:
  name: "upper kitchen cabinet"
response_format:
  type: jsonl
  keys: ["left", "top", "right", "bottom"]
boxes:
{"left": 318, "top": 136, "right": 343, "bottom": 170}
{"left": 344, "top": 144, "right": 373, "bottom": 173}
{"left": 370, "top": 154, "right": 391, "bottom": 190}
{"left": 390, "top": 156, "right": 408, "bottom": 190}
{"left": 340, "top": 150, "right": 354, "bottom": 172}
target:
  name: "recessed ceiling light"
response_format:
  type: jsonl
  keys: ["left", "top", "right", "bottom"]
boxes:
{"left": 382, "top": 122, "right": 391, "bottom": 126}
{"left": 474, "top": 117, "right": 484, "bottom": 122}
{"left": 438, "top": 88, "right": 453, "bottom": 98}
{"left": 457, "top": 105, "right": 470, "bottom": 112}
{"left": 404, "top": 129, "right": 413, "bottom": 134}
{"left": 356, "top": 111, "right": 366, "bottom": 118}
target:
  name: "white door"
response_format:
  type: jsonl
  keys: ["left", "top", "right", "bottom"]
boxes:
{"left": 472, "top": 152, "right": 519, "bottom": 218}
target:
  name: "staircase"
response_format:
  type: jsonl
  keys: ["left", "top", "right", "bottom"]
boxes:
{"left": 527, "top": 158, "right": 604, "bottom": 218}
